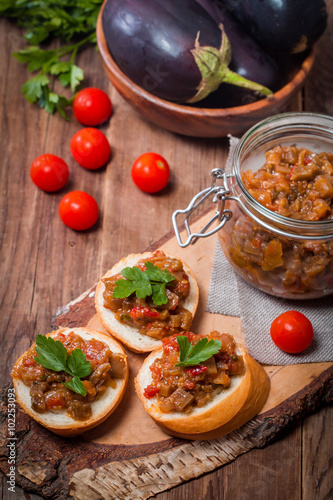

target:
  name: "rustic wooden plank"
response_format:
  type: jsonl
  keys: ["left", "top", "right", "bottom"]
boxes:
{"left": 1, "top": 0, "right": 333, "bottom": 496}
{"left": 302, "top": 406, "right": 333, "bottom": 500}
{"left": 0, "top": 19, "right": 114, "bottom": 500}
{"left": 100, "top": 105, "right": 229, "bottom": 272}
{"left": 0, "top": 19, "right": 51, "bottom": 388}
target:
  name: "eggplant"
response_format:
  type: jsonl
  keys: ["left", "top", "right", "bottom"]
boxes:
{"left": 195, "top": 0, "right": 280, "bottom": 92}
{"left": 220, "top": 0, "right": 327, "bottom": 53}
{"left": 102, "top": 0, "right": 273, "bottom": 104}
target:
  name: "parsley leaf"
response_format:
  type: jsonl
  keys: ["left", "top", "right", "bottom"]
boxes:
{"left": 151, "top": 283, "right": 167, "bottom": 306}
{"left": 69, "top": 64, "right": 84, "bottom": 92}
{"left": 63, "top": 376, "right": 86, "bottom": 395}
{"left": 115, "top": 266, "right": 152, "bottom": 299}
{"left": 113, "top": 262, "right": 175, "bottom": 306}
{"left": 112, "top": 279, "right": 139, "bottom": 299}
{"left": 13, "top": 46, "right": 57, "bottom": 72}
{"left": 66, "top": 348, "right": 92, "bottom": 378}
{"left": 144, "top": 261, "right": 175, "bottom": 284}
{"left": 50, "top": 61, "right": 71, "bottom": 76}
{"left": 177, "top": 336, "right": 193, "bottom": 363}
{"left": 34, "top": 335, "right": 67, "bottom": 372}
{"left": 121, "top": 266, "right": 145, "bottom": 281}
{"left": 34, "top": 334, "right": 92, "bottom": 396}
{"left": 21, "top": 74, "right": 50, "bottom": 103}
{"left": 176, "top": 336, "right": 222, "bottom": 367}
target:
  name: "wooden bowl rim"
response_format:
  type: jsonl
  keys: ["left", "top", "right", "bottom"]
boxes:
{"left": 96, "top": 2, "right": 315, "bottom": 118}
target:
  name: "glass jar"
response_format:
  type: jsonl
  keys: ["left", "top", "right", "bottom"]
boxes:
{"left": 173, "top": 112, "right": 333, "bottom": 300}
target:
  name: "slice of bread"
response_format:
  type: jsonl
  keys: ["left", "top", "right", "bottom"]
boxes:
{"left": 12, "top": 327, "right": 129, "bottom": 437}
{"left": 95, "top": 251, "right": 199, "bottom": 353}
{"left": 135, "top": 339, "right": 270, "bottom": 440}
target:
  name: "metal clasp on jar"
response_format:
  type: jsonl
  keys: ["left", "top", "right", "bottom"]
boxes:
{"left": 172, "top": 168, "right": 239, "bottom": 247}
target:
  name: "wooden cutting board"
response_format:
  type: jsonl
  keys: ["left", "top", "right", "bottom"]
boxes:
{"left": 0, "top": 210, "right": 332, "bottom": 500}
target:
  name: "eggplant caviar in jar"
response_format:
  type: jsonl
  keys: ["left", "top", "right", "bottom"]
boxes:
{"left": 221, "top": 114, "right": 333, "bottom": 299}
{"left": 173, "top": 113, "right": 333, "bottom": 300}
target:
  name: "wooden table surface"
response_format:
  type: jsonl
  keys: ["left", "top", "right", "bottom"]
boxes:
{"left": 1, "top": 3, "right": 333, "bottom": 499}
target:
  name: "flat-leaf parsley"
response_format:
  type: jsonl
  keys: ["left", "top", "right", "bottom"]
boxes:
{"left": 34, "top": 335, "right": 92, "bottom": 396}
{"left": 113, "top": 262, "right": 175, "bottom": 306}
{"left": 176, "top": 336, "right": 222, "bottom": 367}
{"left": 1, "top": 0, "right": 103, "bottom": 118}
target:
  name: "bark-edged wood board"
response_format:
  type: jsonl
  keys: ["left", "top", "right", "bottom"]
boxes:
{"left": 0, "top": 210, "right": 332, "bottom": 500}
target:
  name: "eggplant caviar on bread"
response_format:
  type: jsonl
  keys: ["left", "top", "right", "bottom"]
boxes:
{"left": 11, "top": 327, "right": 128, "bottom": 437}
{"left": 95, "top": 251, "right": 199, "bottom": 353}
{"left": 135, "top": 331, "right": 270, "bottom": 440}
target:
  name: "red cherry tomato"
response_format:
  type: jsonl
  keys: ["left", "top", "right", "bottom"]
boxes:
{"left": 73, "top": 88, "right": 112, "bottom": 126}
{"left": 59, "top": 191, "right": 99, "bottom": 231}
{"left": 131, "top": 152, "right": 170, "bottom": 193}
{"left": 30, "top": 154, "right": 69, "bottom": 192}
{"left": 70, "top": 128, "right": 111, "bottom": 170}
{"left": 270, "top": 310, "right": 313, "bottom": 353}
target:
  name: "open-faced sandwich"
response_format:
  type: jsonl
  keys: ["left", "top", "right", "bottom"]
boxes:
{"left": 135, "top": 330, "right": 270, "bottom": 440}
{"left": 95, "top": 250, "right": 199, "bottom": 353}
{"left": 11, "top": 327, "right": 128, "bottom": 436}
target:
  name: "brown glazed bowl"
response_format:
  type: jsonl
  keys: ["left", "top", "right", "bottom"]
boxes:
{"left": 96, "top": 3, "right": 315, "bottom": 138}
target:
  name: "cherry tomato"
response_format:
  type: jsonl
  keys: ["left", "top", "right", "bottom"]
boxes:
{"left": 270, "top": 310, "right": 313, "bottom": 353}
{"left": 70, "top": 128, "right": 111, "bottom": 170}
{"left": 59, "top": 191, "right": 99, "bottom": 231}
{"left": 30, "top": 154, "right": 69, "bottom": 192}
{"left": 131, "top": 152, "right": 170, "bottom": 193}
{"left": 73, "top": 88, "right": 112, "bottom": 126}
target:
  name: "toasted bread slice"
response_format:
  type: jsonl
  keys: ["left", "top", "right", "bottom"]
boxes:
{"left": 95, "top": 251, "right": 199, "bottom": 353}
{"left": 12, "top": 327, "right": 129, "bottom": 437}
{"left": 135, "top": 340, "right": 269, "bottom": 440}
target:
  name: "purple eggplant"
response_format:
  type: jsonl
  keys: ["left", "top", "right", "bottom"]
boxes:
{"left": 220, "top": 0, "right": 327, "bottom": 53}
{"left": 102, "top": 0, "right": 273, "bottom": 103}
{"left": 195, "top": 0, "right": 280, "bottom": 91}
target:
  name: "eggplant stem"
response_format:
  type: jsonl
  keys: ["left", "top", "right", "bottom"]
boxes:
{"left": 188, "top": 23, "right": 273, "bottom": 103}
{"left": 223, "top": 69, "right": 273, "bottom": 97}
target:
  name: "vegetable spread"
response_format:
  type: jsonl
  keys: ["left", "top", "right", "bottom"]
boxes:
{"left": 222, "top": 146, "right": 333, "bottom": 296}
{"left": 242, "top": 146, "right": 333, "bottom": 221}
{"left": 144, "top": 331, "right": 244, "bottom": 413}
{"left": 102, "top": 251, "right": 193, "bottom": 339}
{"left": 12, "top": 331, "right": 126, "bottom": 421}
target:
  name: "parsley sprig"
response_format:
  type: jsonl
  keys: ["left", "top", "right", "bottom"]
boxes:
{"left": 113, "top": 262, "right": 175, "bottom": 306}
{"left": 1, "top": 0, "right": 103, "bottom": 118}
{"left": 34, "top": 335, "right": 92, "bottom": 396}
{"left": 176, "top": 336, "right": 222, "bottom": 367}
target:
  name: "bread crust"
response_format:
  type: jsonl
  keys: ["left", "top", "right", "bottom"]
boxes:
{"left": 134, "top": 341, "right": 270, "bottom": 440}
{"left": 12, "top": 327, "right": 129, "bottom": 437}
{"left": 95, "top": 251, "right": 199, "bottom": 353}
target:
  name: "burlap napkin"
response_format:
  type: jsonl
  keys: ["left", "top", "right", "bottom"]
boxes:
{"left": 205, "top": 136, "right": 333, "bottom": 365}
